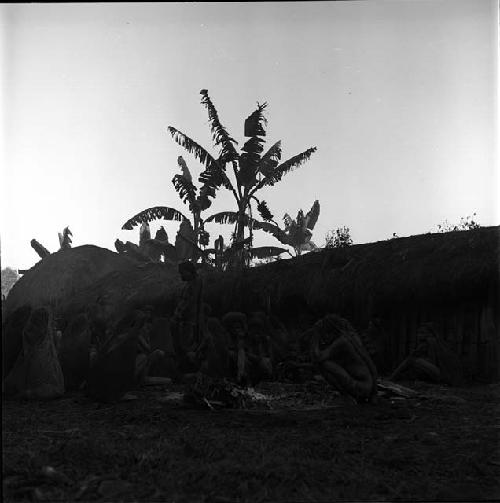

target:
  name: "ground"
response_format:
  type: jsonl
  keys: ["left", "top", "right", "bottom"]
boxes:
{"left": 3, "top": 380, "right": 499, "bottom": 503}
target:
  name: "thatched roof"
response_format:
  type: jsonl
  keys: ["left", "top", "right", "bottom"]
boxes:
{"left": 3, "top": 245, "right": 180, "bottom": 323}
{"left": 3, "top": 246, "right": 131, "bottom": 318}
{"left": 2, "top": 245, "right": 182, "bottom": 377}
{"left": 200, "top": 226, "right": 500, "bottom": 323}
{"left": 4, "top": 227, "right": 498, "bottom": 328}
{"left": 60, "top": 260, "right": 181, "bottom": 322}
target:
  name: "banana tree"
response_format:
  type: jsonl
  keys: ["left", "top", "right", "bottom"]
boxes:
{"left": 202, "top": 233, "right": 288, "bottom": 270}
{"left": 252, "top": 200, "right": 321, "bottom": 256}
{"left": 203, "top": 211, "right": 289, "bottom": 266}
{"left": 122, "top": 156, "right": 216, "bottom": 262}
{"left": 167, "top": 89, "right": 317, "bottom": 268}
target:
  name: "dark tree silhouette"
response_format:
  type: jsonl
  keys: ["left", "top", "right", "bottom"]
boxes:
{"left": 168, "top": 90, "right": 317, "bottom": 268}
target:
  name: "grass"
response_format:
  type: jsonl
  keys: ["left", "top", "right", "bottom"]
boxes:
{"left": 3, "top": 380, "right": 499, "bottom": 502}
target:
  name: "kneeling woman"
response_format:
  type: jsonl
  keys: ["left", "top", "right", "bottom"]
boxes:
{"left": 309, "top": 314, "right": 378, "bottom": 402}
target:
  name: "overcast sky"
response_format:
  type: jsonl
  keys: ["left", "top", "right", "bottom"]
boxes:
{"left": 1, "top": 1, "right": 498, "bottom": 270}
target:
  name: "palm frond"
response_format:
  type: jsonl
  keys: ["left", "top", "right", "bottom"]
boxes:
{"left": 122, "top": 206, "right": 187, "bottom": 230}
{"left": 253, "top": 146, "right": 317, "bottom": 192}
{"left": 167, "top": 127, "right": 219, "bottom": 171}
{"left": 198, "top": 162, "right": 234, "bottom": 195}
{"left": 244, "top": 102, "right": 268, "bottom": 137}
{"left": 205, "top": 211, "right": 239, "bottom": 225}
{"left": 259, "top": 141, "right": 282, "bottom": 177}
{"left": 239, "top": 103, "right": 267, "bottom": 189}
{"left": 305, "top": 200, "right": 320, "bottom": 230}
{"left": 205, "top": 211, "right": 263, "bottom": 230}
{"left": 250, "top": 246, "right": 287, "bottom": 259}
{"left": 200, "top": 89, "right": 239, "bottom": 162}
{"left": 239, "top": 136, "right": 265, "bottom": 188}
{"left": 256, "top": 200, "right": 274, "bottom": 222}
{"left": 177, "top": 156, "right": 192, "bottom": 182}
{"left": 30, "top": 239, "right": 51, "bottom": 258}
{"left": 251, "top": 220, "right": 290, "bottom": 246}
{"left": 197, "top": 183, "right": 216, "bottom": 212}
{"left": 241, "top": 136, "right": 265, "bottom": 155}
{"left": 296, "top": 209, "right": 305, "bottom": 229}
{"left": 238, "top": 151, "right": 261, "bottom": 188}
{"left": 172, "top": 174, "right": 198, "bottom": 209}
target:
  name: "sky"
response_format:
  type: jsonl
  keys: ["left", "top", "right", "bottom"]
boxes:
{"left": 1, "top": 1, "right": 498, "bottom": 270}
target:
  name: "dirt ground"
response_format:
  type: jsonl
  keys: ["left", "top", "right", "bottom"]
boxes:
{"left": 3, "top": 380, "right": 499, "bottom": 503}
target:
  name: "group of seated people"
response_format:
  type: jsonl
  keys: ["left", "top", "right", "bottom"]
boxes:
{"left": 2, "top": 262, "right": 463, "bottom": 403}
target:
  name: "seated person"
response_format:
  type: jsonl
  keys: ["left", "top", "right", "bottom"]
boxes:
{"left": 222, "top": 312, "right": 271, "bottom": 386}
{"left": 133, "top": 307, "right": 164, "bottom": 384}
{"left": 390, "top": 323, "right": 463, "bottom": 386}
{"left": 87, "top": 308, "right": 164, "bottom": 402}
{"left": 360, "top": 316, "right": 389, "bottom": 374}
{"left": 170, "top": 261, "right": 203, "bottom": 373}
{"left": 309, "top": 314, "right": 378, "bottom": 402}
{"left": 247, "top": 312, "right": 274, "bottom": 380}
{"left": 3, "top": 307, "right": 64, "bottom": 400}
{"left": 2, "top": 305, "right": 33, "bottom": 381}
{"left": 59, "top": 312, "right": 92, "bottom": 391}
{"left": 198, "top": 317, "right": 232, "bottom": 379}
{"left": 147, "top": 316, "right": 182, "bottom": 381}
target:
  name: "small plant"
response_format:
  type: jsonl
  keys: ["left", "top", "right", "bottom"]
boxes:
{"left": 324, "top": 226, "right": 353, "bottom": 249}
{"left": 436, "top": 213, "right": 481, "bottom": 233}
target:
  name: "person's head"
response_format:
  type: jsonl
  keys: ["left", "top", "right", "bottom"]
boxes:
{"left": 222, "top": 312, "right": 247, "bottom": 340}
{"left": 416, "top": 323, "right": 436, "bottom": 345}
{"left": 178, "top": 261, "right": 197, "bottom": 281}
{"left": 316, "top": 314, "right": 354, "bottom": 347}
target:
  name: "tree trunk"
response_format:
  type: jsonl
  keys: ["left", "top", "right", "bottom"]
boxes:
{"left": 228, "top": 200, "right": 247, "bottom": 271}
{"left": 193, "top": 213, "right": 200, "bottom": 262}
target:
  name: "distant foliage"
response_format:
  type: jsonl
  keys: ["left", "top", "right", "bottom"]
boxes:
{"left": 2, "top": 267, "right": 20, "bottom": 298}
{"left": 324, "top": 226, "right": 353, "bottom": 249}
{"left": 436, "top": 213, "right": 481, "bottom": 233}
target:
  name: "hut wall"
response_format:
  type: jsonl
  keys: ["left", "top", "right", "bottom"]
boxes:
{"left": 380, "top": 285, "right": 499, "bottom": 381}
